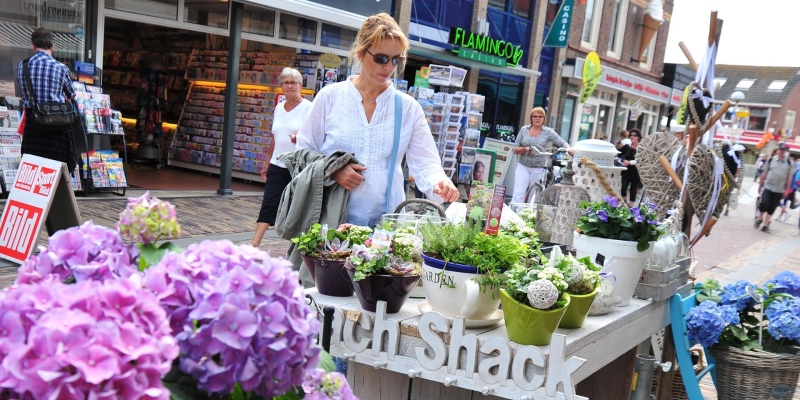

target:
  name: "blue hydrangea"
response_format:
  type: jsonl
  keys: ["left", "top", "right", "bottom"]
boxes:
{"left": 719, "top": 280, "right": 757, "bottom": 312}
{"left": 764, "top": 271, "right": 800, "bottom": 297}
{"left": 765, "top": 298, "right": 800, "bottom": 341}
{"left": 686, "top": 301, "right": 738, "bottom": 347}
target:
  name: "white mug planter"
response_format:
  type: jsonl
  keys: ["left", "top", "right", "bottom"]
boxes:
{"left": 420, "top": 254, "right": 500, "bottom": 320}
{"left": 573, "top": 233, "right": 653, "bottom": 306}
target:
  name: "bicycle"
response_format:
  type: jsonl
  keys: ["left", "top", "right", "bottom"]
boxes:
{"left": 525, "top": 147, "right": 569, "bottom": 206}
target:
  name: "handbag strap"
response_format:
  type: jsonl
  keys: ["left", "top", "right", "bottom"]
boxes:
{"left": 22, "top": 58, "right": 37, "bottom": 107}
{"left": 384, "top": 92, "right": 402, "bottom": 214}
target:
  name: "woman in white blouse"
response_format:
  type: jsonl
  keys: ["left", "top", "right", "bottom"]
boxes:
{"left": 251, "top": 68, "right": 313, "bottom": 247}
{"left": 295, "top": 13, "right": 459, "bottom": 227}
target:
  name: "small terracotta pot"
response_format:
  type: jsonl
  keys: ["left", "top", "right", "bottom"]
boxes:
{"left": 346, "top": 269, "right": 421, "bottom": 313}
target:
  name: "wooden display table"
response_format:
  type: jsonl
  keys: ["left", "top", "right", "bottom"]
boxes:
{"left": 307, "top": 289, "right": 670, "bottom": 400}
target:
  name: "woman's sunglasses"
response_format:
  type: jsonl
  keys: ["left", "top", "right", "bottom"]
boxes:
{"left": 366, "top": 49, "right": 405, "bottom": 66}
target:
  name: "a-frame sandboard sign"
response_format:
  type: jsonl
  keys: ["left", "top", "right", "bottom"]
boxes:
{"left": 0, "top": 154, "right": 81, "bottom": 264}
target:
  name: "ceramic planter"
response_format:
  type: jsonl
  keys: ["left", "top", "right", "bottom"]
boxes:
{"left": 346, "top": 269, "right": 421, "bottom": 313}
{"left": 573, "top": 233, "right": 654, "bottom": 306}
{"left": 559, "top": 287, "right": 599, "bottom": 329}
{"left": 420, "top": 253, "right": 500, "bottom": 320}
{"left": 300, "top": 254, "right": 318, "bottom": 282}
{"left": 305, "top": 256, "right": 353, "bottom": 297}
{"left": 499, "top": 290, "right": 570, "bottom": 346}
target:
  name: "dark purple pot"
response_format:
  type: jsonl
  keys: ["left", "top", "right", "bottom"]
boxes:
{"left": 300, "top": 254, "right": 318, "bottom": 282}
{"left": 306, "top": 257, "right": 353, "bottom": 297}
{"left": 346, "top": 269, "right": 421, "bottom": 313}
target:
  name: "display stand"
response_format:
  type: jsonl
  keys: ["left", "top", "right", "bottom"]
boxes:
{"left": 167, "top": 49, "right": 317, "bottom": 181}
{"left": 308, "top": 289, "right": 670, "bottom": 400}
{"left": 0, "top": 128, "right": 21, "bottom": 197}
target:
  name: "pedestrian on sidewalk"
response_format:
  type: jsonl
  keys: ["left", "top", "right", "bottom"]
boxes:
{"left": 776, "top": 155, "right": 798, "bottom": 223}
{"left": 755, "top": 143, "right": 795, "bottom": 233}
{"left": 251, "top": 68, "right": 313, "bottom": 247}
{"left": 619, "top": 129, "right": 642, "bottom": 207}
{"left": 754, "top": 154, "right": 766, "bottom": 182}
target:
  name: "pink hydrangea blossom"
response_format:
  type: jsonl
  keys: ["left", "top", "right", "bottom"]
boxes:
{"left": 116, "top": 191, "right": 180, "bottom": 244}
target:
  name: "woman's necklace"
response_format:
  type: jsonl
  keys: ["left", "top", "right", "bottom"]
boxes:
{"left": 358, "top": 90, "right": 376, "bottom": 104}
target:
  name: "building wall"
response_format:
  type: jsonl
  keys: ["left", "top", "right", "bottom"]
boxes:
{"left": 773, "top": 82, "right": 800, "bottom": 139}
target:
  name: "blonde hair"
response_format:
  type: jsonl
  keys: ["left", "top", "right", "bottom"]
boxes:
{"left": 350, "top": 13, "right": 409, "bottom": 72}
{"left": 529, "top": 107, "right": 547, "bottom": 121}
{"left": 619, "top": 130, "right": 629, "bottom": 139}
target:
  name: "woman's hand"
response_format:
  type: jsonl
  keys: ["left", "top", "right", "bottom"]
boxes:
{"left": 434, "top": 179, "right": 460, "bottom": 202}
{"left": 260, "top": 165, "right": 268, "bottom": 181}
{"left": 622, "top": 160, "right": 630, "bottom": 167}
{"left": 332, "top": 163, "right": 367, "bottom": 190}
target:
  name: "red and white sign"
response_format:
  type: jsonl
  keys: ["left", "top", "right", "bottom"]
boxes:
{"left": 572, "top": 58, "right": 672, "bottom": 104}
{"left": 0, "top": 155, "right": 80, "bottom": 264}
{"left": 670, "top": 88, "right": 684, "bottom": 107}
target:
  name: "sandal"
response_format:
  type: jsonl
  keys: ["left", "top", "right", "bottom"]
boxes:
{"left": 761, "top": 224, "right": 771, "bottom": 233}
{"left": 754, "top": 218, "right": 762, "bottom": 229}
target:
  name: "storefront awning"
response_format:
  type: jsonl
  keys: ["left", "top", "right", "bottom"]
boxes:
{"left": 713, "top": 131, "right": 800, "bottom": 152}
{"left": 409, "top": 41, "right": 540, "bottom": 79}
{"left": 0, "top": 22, "right": 83, "bottom": 55}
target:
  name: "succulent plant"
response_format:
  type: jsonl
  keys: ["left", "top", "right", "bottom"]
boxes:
{"left": 385, "top": 256, "right": 421, "bottom": 276}
{"left": 321, "top": 238, "right": 351, "bottom": 259}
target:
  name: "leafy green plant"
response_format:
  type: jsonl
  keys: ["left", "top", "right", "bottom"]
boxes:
{"left": 501, "top": 221, "right": 546, "bottom": 267}
{"left": 290, "top": 223, "right": 325, "bottom": 257}
{"left": 505, "top": 263, "right": 568, "bottom": 311}
{"left": 575, "top": 195, "right": 665, "bottom": 252}
{"left": 419, "top": 221, "right": 528, "bottom": 290}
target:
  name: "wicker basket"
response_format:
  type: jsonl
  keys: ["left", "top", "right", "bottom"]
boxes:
{"left": 710, "top": 346, "right": 800, "bottom": 400}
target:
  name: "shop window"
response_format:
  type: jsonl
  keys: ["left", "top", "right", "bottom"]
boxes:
{"left": 106, "top": 0, "right": 178, "bottom": 19}
{"left": 243, "top": 4, "right": 275, "bottom": 37}
{"left": 747, "top": 107, "right": 769, "bottom": 132}
{"left": 304, "top": 0, "right": 389, "bottom": 17}
{"left": 279, "top": 13, "right": 317, "bottom": 44}
{"left": 321, "top": 24, "right": 357, "bottom": 51}
{"left": 184, "top": 0, "right": 229, "bottom": 29}
{"left": 486, "top": 0, "right": 534, "bottom": 67}
{"left": 606, "top": 0, "right": 628, "bottom": 59}
{"left": 411, "top": 0, "right": 473, "bottom": 34}
{"left": 477, "top": 72, "right": 523, "bottom": 142}
{"left": 561, "top": 97, "right": 576, "bottom": 143}
{"left": 581, "top": 0, "right": 604, "bottom": 49}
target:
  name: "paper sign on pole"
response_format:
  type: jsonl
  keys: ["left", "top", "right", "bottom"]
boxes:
{"left": 0, "top": 155, "right": 81, "bottom": 264}
{"left": 629, "top": 98, "right": 643, "bottom": 121}
{"left": 580, "top": 52, "right": 602, "bottom": 103}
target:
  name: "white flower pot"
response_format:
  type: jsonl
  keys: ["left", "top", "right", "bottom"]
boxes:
{"left": 420, "top": 254, "right": 501, "bottom": 320}
{"left": 573, "top": 233, "right": 653, "bottom": 306}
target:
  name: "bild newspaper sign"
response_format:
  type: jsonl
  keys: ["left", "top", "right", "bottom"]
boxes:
{"left": 0, "top": 155, "right": 81, "bottom": 264}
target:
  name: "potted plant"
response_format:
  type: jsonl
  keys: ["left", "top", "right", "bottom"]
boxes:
{"left": 573, "top": 196, "right": 664, "bottom": 306}
{"left": 500, "top": 260, "right": 571, "bottom": 346}
{"left": 345, "top": 228, "right": 422, "bottom": 313}
{"left": 544, "top": 246, "right": 602, "bottom": 329}
{"left": 686, "top": 272, "right": 800, "bottom": 399}
{"left": 292, "top": 223, "right": 372, "bottom": 297}
{"left": 419, "top": 221, "right": 529, "bottom": 320}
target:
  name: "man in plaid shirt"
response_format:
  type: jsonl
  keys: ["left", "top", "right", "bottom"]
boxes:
{"left": 16, "top": 28, "right": 77, "bottom": 172}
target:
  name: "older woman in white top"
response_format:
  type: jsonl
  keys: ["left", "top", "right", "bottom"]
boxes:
{"left": 251, "top": 67, "right": 313, "bottom": 247}
{"left": 296, "top": 13, "right": 458, "bottom": 227}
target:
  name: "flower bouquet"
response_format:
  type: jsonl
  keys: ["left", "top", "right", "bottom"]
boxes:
{"left": 501, "top": 254, "right": 570, "bottom": 345}
{"left": 573, "top": 196, "right": 665, "bottom": 306}
{"left": 2, "top": 192, "right": 357, "bottom": 400}
{"left": 345, "top": 227, "right": 423, "bottom": 313}
{"left": 292, "top": 223, "right": 372, "bottom": 297}
{"left": 686, "top": 272, "right": 800, "bottom": 399}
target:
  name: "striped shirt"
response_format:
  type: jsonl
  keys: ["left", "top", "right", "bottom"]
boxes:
{"left": 16, "top": 50, "right": 75, "bottom": 108}
{"left": 514, "top": 126, "right": 566, "bottom": 168}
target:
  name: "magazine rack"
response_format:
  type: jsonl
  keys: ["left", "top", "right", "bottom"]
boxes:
{"left": 75, "top": 116, "right": 129, "bottom": 197}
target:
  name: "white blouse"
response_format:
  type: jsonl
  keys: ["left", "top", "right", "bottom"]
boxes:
{"left": 270, "top": 99, "right": 313, "bottom": 168}
{"left": 296, "top": 77, "right": 448, "bottom": 226}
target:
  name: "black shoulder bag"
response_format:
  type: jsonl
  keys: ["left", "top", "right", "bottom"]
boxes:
{"left": 22, "top": 58, "right": 76, "bottom": 131}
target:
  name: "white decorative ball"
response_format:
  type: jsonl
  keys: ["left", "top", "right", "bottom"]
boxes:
{"left": 565, "top": 263, "right": 585, "bottom": 286}
{"left": 527, "top": 280, "right": 559, "bottom": 310}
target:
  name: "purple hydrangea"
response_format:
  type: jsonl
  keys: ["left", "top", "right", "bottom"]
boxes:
{"left": 648, "top": 202, "right": 658, "bottom": 210}
{"left": 603, "top": 195, "right": 621, "bottom": 208}
{"left": 143, "top": 240, "right": 321, "bottom": 398}
{"left": 116, "top": 191, "right": 181, "bottom": 245}
{"left": 719, "top": 280, "right": 757, "bottom": 312}
{"left": 302, "top": 369, "right": 358, "bottom": 400}
{"left": 686, "top": 301, "right": 740, "bottom": 347}
{"left": 764, "top": 271, "right": 800, "bottom": 297}
{"left": 596, "top": 209, "right": 609, "bottom": 222}
{"left": 16, "top": 221, "right": 139, "bottom": 285}
{"left": 0, "top": 278, "right": 178, "bottom": 399}
{"left": 765, "top": 297, "right": 800, "bottom": 341}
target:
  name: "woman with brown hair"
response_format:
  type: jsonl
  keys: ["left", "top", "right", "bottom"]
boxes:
{"left": 295, "top": 13, "right": 458, "bottom": 227}
{"left": 511, "top": 107, "right": 572, "bottom": 203}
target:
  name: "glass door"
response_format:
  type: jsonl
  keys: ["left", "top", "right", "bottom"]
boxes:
{"left": 579, "top": 103, "right": 597, "bottom": 141}
{"left": 597, "top": 104, "right": 612, "bottom": 141}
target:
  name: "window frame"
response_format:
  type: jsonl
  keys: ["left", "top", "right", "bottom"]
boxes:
{"left": 606, "top": 0, "right": 628, "bottom": 59}
{"left": 768, "top": 80, "right": 788, "bottom": 91}
{"left": 580, "top": 0, "right": 604, "bottom": 50}
{"left": 736, "top": 79, "right": 756, "bottom": 90}
{"left": 745, "top": 106, "right": 770, "bottom": 132}
{"left": 784, "top": 110, "right": 796, "bottom": 132}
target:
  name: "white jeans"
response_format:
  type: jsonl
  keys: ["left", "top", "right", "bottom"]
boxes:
{"left": 512, "top": 164, "right": 546, "bottom": 203}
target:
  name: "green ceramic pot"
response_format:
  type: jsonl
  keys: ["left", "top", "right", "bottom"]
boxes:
{"left": 499, "top": 290, "right": 570, "bottom": 346}
{"left": 558, "top": 287, "right": 600, "bottom": 329}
